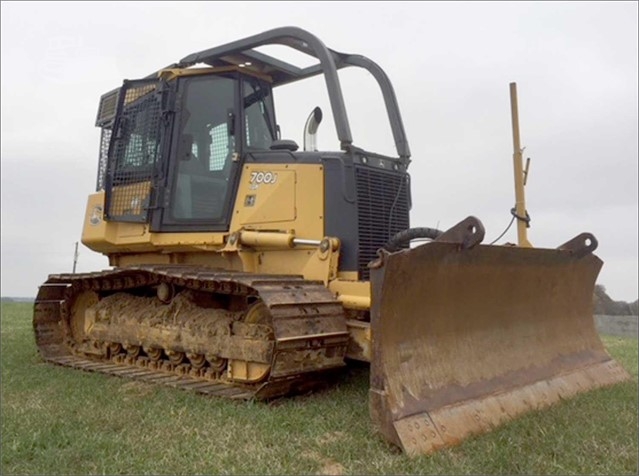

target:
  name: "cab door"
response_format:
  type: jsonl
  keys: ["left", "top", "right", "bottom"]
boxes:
{"left": 157, "top": 74, "right": 241, "bottom": 232}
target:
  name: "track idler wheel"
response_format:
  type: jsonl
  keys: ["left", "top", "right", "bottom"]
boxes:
{"left": 145, "top": 347, "right": 163, "bottom": 362}
{"left": 207, "top": 355, "right": 227, "bottom": 373}
{"left": 244, "top": 300, "right": 271, "bottom": 324}
{"left": 156, "top": 282, "right": 175, "bottom": 304}
{"left": 166, "top": 350, "right": 186, "bottom": 365}
{"left": 124, "top": 344, "right": 141, "bottom": 358}
{"left": 108, "top": 342, "right": 123, "bottom": 356}
{"left": 187, "top": 353, "right": 206, "bottom": 369}
{"left": 68, "top": 291, "right": 99, "bottom": 343}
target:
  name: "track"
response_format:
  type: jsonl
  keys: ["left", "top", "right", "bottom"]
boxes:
{"left": 34, "top": 265, "right": 350, "bottom": 400}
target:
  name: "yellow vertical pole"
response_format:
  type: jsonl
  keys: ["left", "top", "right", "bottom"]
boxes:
{"left": 509, "top": 82, "right": 532, "bottom": 248}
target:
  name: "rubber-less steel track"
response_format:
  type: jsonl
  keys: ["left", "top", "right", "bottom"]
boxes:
{"left": 34, "top": 265, "right": 349, "bottom": 400}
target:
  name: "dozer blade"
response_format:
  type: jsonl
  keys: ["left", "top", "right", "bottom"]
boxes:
{"left": 369, "top": 217, "right": 631, "bottom": 456}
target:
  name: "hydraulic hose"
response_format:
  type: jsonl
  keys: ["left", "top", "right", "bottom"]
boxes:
{"left": 383, "top": 227, "right": 443, "bottom": 253}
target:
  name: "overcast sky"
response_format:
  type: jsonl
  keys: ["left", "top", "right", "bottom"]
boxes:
{"left": 1, "top": 2, "right": 637, "bottom": 301}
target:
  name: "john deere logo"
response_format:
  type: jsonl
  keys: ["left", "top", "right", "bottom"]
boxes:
{"left": 90, "top": 206, "right": 103, "bottom": 226}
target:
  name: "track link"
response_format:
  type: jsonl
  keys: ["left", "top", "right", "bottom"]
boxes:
{"left": 34, "top": 265, "right": 350, "bottom": 400}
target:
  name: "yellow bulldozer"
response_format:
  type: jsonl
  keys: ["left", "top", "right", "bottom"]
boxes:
{"left": 34, "top": 27, "right": 630, "bottom": 456}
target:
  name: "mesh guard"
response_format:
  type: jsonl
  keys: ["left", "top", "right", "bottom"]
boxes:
{"left": 104, "top": 80, "right": 165, "bottom": 223}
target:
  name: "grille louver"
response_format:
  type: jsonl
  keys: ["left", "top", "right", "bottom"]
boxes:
{"left": 96, "top": 89, "right": 119, "bottom": 127}
{"left": 355, "top": 166, "right": 410, "bottom": 280}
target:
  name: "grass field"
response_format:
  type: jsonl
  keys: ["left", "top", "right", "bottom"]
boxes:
{"left": 1, "top": 302, "right": 637, "bottom": 475}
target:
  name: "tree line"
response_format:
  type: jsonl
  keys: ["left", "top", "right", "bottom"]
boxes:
{"left": 594, "top": 285, "right": 638, "bottom": 316}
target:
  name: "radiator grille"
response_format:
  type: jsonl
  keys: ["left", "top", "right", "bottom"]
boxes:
{"left": 104, "top": 80, "right": 163, "bottom": 222}
{"left": 355, "top": 166, "right": 410, "bottom": 280}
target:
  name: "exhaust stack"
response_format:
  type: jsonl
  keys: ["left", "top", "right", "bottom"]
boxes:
{"left": 303, "top": 107, "right": 323, "bottom": 151}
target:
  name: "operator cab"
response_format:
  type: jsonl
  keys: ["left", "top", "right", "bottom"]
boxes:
{"left": 97, "top": 68, "right": 281, "bottom": 231}
{"left": 93, "top": 27, "right": 412, "bottom": 279}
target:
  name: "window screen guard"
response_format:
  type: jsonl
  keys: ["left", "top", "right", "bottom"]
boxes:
{"left": 104, "top": 79, "right": 168, "bottom": 223}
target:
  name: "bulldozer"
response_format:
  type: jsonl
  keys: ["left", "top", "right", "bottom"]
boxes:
{"left": 34, "top": 27, "right": 630, "bottom": 456}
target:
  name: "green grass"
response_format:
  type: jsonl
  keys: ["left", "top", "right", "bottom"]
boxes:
{"left": 2, "top": 302, "right": 637, "bottom": 475}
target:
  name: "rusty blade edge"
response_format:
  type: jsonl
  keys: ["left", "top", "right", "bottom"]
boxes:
{"left": 393, "top": 359, "right": 631, "bottom": 457}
